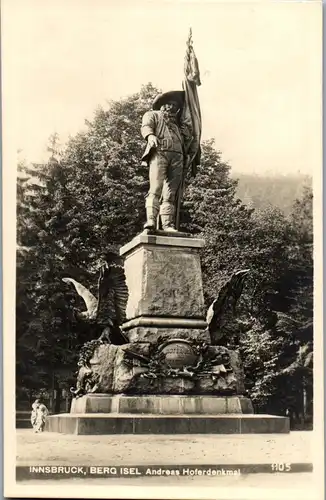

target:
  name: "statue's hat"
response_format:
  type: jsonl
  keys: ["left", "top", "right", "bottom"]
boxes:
{"left": 152, "top": 90, "right": 185, "bottom": 111}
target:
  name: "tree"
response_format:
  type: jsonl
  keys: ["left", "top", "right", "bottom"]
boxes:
{"left": 237, "top": 188, "right": 313, "bottom": 419}
{"left": 16, "top": 84, "right": 160, "bottom": 397}
{"left": 285, "top": 186, "right": 313, "bottom": 423}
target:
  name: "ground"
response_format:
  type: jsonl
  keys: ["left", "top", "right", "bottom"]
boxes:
{"left": 17, "top": 428, "right": 312, "bottom": 466}
{"left": 14, "top": 429, "right": 318, "bottom": 495}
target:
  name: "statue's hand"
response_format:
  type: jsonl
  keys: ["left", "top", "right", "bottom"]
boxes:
{"left": 147, "top": 134, "right": 158, "bottom": 148}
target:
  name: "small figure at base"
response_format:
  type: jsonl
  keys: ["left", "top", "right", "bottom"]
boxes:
{"left": 31, "top": 399, "right": 49, "bottom": 433}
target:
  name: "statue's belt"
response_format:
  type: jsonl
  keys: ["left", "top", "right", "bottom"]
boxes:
{"left": 156, "top": 149, "right": 183, "bottom": 156}
{"left": 157, "top": 137, "right": 183, "bottom": 151}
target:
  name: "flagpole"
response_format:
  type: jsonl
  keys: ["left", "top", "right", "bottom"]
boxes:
{"left": 175, "top": 158, "right": 187, "bottom": 231}
{"left": 175, "top": 29, "right": 192, "bottom": 231}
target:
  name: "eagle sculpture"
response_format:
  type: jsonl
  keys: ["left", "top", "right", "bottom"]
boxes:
{"left": 62, "top": 252, "right": 129, "bottom": 345}
{"left": 206, "top": 269, "right": 250, "bottom": 344}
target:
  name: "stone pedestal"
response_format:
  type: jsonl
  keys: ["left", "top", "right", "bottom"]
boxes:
{"left": 46, "top": 232, "right": 290, "bottom": 435}
{"left": 120, "top": 233, "right": 206, "bottom": 335}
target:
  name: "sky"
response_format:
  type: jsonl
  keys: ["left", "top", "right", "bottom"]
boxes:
{"left": 2, "top": 0, "right": 322, "bottom": 175}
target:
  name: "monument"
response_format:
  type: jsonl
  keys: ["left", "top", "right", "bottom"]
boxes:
{"left": 46, "top": 31, "right": 289, "bottom": 435}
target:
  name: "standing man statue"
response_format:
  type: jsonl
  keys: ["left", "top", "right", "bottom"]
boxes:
{"left": 141, "top": 29, "right": 202, "bottom": 233}
{"left": 141, "top": 90, "right": 188, "bottom": 232}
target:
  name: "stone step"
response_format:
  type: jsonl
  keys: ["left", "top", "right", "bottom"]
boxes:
{"left": 46, "top": 413, "right": 289, "bottom": 435}
{"left": 70, "top": 394, "right": 254, "bottom": 415}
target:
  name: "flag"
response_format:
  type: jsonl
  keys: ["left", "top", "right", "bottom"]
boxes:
{"left": 181, "top": 28, "right": 202, "bottom": 177}
{"left": 175, "top": 29, "right": 202, "bottom": 230}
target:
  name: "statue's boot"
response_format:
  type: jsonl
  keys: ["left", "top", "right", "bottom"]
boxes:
{"left": 161, "top": 214, "right": 178, "bottom": 232}
{"left": 143, "top": 204, "right": 159, "bottom": 230}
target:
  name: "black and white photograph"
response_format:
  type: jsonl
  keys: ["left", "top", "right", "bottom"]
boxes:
{"left": 2, "top": 0, "right": 323, "bottom": 498}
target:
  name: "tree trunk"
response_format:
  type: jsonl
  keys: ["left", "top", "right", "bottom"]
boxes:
{"left": 300, "top": 372, "right": 306, "bottom": 427}
{"left": 54, "top": 376, "right": 62, "bottom": 413}
{"left": 302, "top": 381, "right": 307, "bottom": 425}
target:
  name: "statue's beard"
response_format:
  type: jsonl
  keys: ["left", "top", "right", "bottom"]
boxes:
{"left": 162, "top": 109, "right": 178, "bottom": 121}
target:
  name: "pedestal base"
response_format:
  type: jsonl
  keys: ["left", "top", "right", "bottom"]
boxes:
{"left": 70, "top": 394, "right": 254, "bottom": 415}
{"left": 46, "top": 395, "right": 289, "bottom": 435}
{"left": 46, "top": 413, "right": 289, "bottom": 435}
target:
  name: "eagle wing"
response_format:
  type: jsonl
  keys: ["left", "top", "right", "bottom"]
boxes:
{"left": 206, "top": 269, "right": 249, "bottom": 343}
{"left": 62, "top": 277, "right": 98, "bottom": 318}
{"left": 96, "top": 259, "right": 129, "bottom": 326}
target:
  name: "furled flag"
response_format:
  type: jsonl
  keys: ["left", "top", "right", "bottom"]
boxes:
{"left": 181, "top": 28, "right": 202, "bottom": 177}
{"left": 175, "top": 29, "right": 202, "bottom": 229}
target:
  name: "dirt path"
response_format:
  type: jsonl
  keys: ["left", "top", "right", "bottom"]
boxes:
{"left": 17, "top": 429, "right": 312, "bottom": 466}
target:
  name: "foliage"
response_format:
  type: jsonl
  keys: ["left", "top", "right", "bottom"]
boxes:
{"left": 238, "top": 189, "right": 313, "bottom": 416}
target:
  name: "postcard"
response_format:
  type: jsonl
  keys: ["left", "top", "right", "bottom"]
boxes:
{"left": 2, "top": 0, "right": 323, "bottom": 498}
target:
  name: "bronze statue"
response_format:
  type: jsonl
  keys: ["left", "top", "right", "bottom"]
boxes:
{"left": 140, "top": 29, "right": 202, "bottom": 232}
{"left": 141, "top": 90, "right": 189, "bottom": 232}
